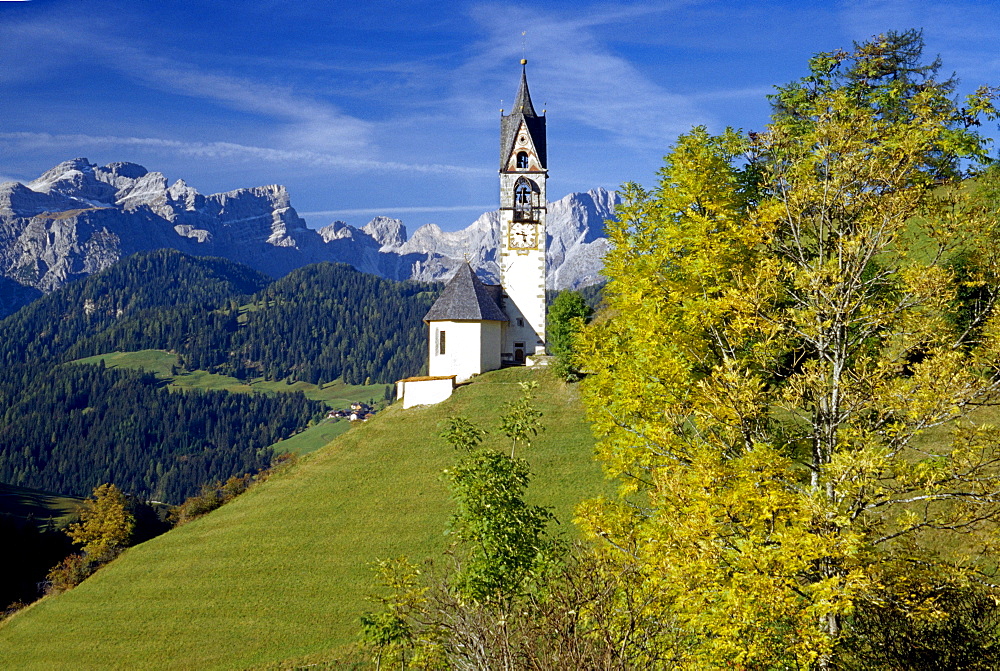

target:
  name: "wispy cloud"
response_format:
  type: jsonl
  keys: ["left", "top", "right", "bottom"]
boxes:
{"left": 102, "top": 47, "right": 374, "bottom": 154}
{"left": 302, "top": 204, "right": 495, "bottom": 218}
{"left": 0, "top": 132, "right": 489, "bottom": 176}
{"left": 459, "top": 2, "right": 705, "bottom": 147}
{"left": 0, "top": 16, "right": 375, "bottom": 156}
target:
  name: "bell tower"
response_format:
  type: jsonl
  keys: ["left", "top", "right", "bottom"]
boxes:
{"left": 499, "top": 59, "right": 547, "bottom": 363}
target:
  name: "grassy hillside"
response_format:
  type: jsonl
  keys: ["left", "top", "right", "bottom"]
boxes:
{"left": 0, "top": 367, "right": 609, "bottom": 669}
{"left": 268, "top": 420, "right": 353, "bottom": 456}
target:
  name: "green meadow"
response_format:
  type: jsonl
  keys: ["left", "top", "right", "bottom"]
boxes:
{"left": 72, "top": 350, "right": 392, "bottom": 456}
{"left": 267, "top": 418, "right": 353, "bottom": 456}
{"left": 0, "top": 483, "right": 82, "bottom": 528}
{"left": 72, "top": 349, "right": 392, "bottom": 408}
{"left": 0, "top": 367, "right": 609, "bottom": 669}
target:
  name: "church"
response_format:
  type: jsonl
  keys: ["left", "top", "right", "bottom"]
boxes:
{"left": 397, "top": 61, "right": 548, "bottom": 408}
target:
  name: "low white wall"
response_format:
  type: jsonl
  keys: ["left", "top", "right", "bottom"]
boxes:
{"left": 398, "top": 377, "right": 455, "bottom": 409}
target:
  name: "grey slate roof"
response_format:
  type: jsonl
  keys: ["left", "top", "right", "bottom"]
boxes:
{"left": 500, "top": 65, "right": 547, "bottom": 170}
{"left": 512, "top": 67, "right": 537, "bottom": 116}
{"left": 424, "top": 262, "right": 507, "bottom": 323}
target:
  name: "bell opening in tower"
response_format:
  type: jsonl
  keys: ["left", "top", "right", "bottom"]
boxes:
{"left": 513, "top": 177, "right": 535, "bottom": 222}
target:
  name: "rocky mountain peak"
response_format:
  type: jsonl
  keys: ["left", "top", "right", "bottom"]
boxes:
{"left": 26, "top": 158, "right": 117, "bottom": 205}
{"left": 166, "top": 179, "right": 200, "bottom": 210}
{"left": 99, "top": 162, "right": 148, "bottom": 181}
{"left": 362, "top": 217, "right": 407, "bottom": 250}
{"left": 26, "top": 157, "right": 93, "bottom": 189}
{"left": 0, "top": 159, "right": 615, "bottom": 310}
{"left": 317, "top": 221, "right": 355, "bottom": 242}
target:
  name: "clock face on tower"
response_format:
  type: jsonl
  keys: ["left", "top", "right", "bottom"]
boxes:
{"left": 509, "top": 221, "right": 538, "bottom": 249}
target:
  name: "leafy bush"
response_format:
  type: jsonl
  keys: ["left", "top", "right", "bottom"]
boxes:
{"left": 170, "top": 474, "right": 254, "bottom": 526}
{"left": 44, "top": 553, "right": 96, "bottom": 594}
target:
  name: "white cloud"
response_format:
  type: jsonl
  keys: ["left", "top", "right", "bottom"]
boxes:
{"left": 0, "top": 132, "right": 489, "bottom": 177}
{"left": 0, "top": 16, "right": 375, "bottom": 156}
{"left": 104, "top": 48, "right": 375, "bottom": 155}
{"left": 302, "top": 204, "right": 495, "bottom": 218}
{"left": 457, "top": 2, "right": 705, "bottom": 148}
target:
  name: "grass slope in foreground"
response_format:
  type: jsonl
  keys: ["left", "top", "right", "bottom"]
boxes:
{"left": 0, "top": 367, "right": 609, "bottom": 670}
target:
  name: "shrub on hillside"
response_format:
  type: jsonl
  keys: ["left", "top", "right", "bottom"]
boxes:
{"left": 45, "top": 553, "right": 96, "bottom": 594}
{"left": 170, "top": 474, "right": 253, "bottom": 526}
{"left": 66, "top": 484, "right": 134, "bottom": 562}
{"left": 42, "top": 483, "right": 171, "bottom": 595}
{"left": 169, "top": 454, "right": 297, "bottom": 526}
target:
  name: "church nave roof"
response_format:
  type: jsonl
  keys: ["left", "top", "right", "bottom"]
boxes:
{"left": 423, "top": 262, "right": 507, "bottom": 323}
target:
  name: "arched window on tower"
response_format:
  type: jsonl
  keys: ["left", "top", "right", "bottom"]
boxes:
{"left": 514, "top": 177, "right": 536, "bottom": 221}
{"left": 516, "top": 152, "right": 529, "bottom": 169}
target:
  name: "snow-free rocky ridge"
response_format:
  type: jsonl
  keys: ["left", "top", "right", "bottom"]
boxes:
{"left": 0, "top": 159, "right": 616, "bottom": 305}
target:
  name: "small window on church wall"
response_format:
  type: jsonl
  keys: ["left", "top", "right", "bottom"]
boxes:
{"left": 516, "top": 152, "right": 528, "bottom": 169}
{"left": 439, "top": 330, "right": 446, "bottom": 355}
{"left": 517, "top": 318, "right": 524, "bottom": 327}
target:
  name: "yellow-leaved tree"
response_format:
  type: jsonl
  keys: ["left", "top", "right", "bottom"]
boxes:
{"left": 577, "top": 30, "right": 1000, "bottom": 669}
{"left": 67, "top": 483, "right": 136, "bottom": 562}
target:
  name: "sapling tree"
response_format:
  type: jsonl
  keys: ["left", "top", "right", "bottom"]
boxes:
{"left": 362, "top": 383, "right": 553, "bottom": 669}
{"left": 440, "top": 415, "right": 486, "bottom": 452}
{"left": 498, "top": 381, "right": 544, "bottom": 458}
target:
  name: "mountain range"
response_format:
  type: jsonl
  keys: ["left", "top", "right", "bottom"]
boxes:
{"left": 0, "top": 158, "right": 616, "bottom": 306}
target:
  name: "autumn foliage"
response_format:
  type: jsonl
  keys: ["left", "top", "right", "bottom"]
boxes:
{"left": 577, "top": 30, "right": 1000, "bottom": 668}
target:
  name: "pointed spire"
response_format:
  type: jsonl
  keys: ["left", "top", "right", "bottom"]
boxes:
{"left": 512, "top": 60, "right": 537, "bottom": 117}
{"left": 500, "top": 60, "right": 547, "bottom": 170}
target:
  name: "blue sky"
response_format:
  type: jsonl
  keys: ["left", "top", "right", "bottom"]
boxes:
{"left": 2, "top": 0, "right": 999, "bottom": 231}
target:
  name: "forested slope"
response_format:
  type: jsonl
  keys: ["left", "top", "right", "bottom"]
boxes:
{"left": 0, "top": 249, "right": 272, "bottom": 367}
{"left": 0, "top": 249, "right": 439, "bottom": 503}
{"left": 0, "top": 363, "right": 324, "bottom": 502}
{"left": 143, "top": 262, "right": 438, "bottom": 385}
{"left": 0, "top": 250, "right": 438, "bottom": 385}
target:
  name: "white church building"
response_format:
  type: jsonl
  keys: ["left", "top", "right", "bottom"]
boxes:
{"left": 398, "top": 61, "right": 549, "bottom": 409}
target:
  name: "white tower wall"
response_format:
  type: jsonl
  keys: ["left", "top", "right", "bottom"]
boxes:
{"left": 499, "top": 119, "right": 547, "bottom": 360}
